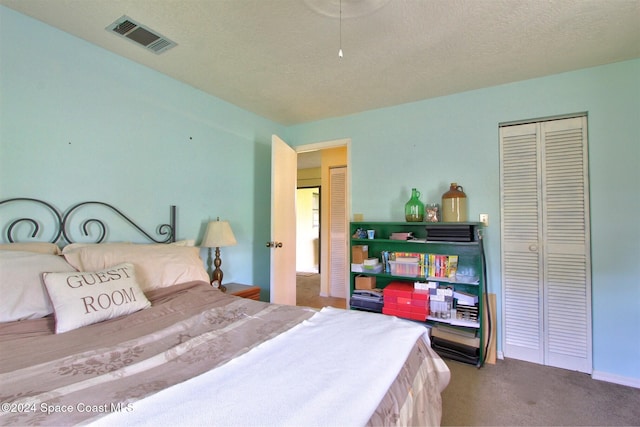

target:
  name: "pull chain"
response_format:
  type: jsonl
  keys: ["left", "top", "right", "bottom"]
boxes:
{"left": 338, "top": 0, "right": 343, "bottom": 58}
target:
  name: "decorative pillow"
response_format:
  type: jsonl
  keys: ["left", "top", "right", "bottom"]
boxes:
{"left": 0, "top": 242, "right": 61, "bottom": 255}
{"left": 43, "top": 263, "right": 151, "bottom": 333}
{"left": 62, "top": 243, "right": 209, "bottom": 292}
{"left": 0, "top": 250, "right": 74, "bottom": 322}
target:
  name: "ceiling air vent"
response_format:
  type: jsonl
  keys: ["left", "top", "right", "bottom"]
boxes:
{"left": 106, "top": 15, "right": 177, "bottom": 54}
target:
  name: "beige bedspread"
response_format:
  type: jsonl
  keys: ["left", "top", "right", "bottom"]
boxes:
{"left": 0, "top": 281, "right": 448, "bottom": 426}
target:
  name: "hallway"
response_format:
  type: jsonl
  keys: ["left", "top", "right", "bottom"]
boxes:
{"left": 296, "top": 273, "right": 346, "bottom": 310}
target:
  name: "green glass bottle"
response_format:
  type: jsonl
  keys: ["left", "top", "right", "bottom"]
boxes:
{"left": 405, "top": 188, "right": 424, "bottom": 222}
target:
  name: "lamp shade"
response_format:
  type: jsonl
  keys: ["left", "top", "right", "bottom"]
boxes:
{"left": 201, "top": 220, "right": 237, "bottom": 248}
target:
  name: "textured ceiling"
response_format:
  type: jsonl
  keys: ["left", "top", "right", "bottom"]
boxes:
{"left": 2, "top": 0, "right": 639, "bottom": 125}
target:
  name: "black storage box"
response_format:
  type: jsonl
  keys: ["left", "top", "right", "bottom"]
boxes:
{"left": 350, "top": 291, "right": 383, "bottom": 313}
{"left": 431, "top": 336, "right": 480, "bottom": 366}
{"left": 425, "top": 224, "right": 475, "bottom": 242}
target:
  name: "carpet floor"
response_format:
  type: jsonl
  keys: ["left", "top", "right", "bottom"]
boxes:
{"left": 442, "top": 357, "right": 640, "bottom": 426}
{"left": 296, "top": 273, "right": 639, "bottom": 426}
{"left": 296, "top": 273, "right": 346, "bottom": 309}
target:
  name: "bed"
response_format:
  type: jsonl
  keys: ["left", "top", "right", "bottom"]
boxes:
{"left": 0, "top": 198, "right": 450, "bottom": 426}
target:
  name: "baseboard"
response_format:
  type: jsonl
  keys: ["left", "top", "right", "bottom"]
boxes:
{"left": 495, "top": 353, "right": 639, "bottom": 388}
{"left": 592, "top": 370, "right": 640, "bottom": 389}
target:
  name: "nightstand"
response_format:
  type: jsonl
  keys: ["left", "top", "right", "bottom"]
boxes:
{"left": 224, "top": 283, "right": 261, "bottom": 301}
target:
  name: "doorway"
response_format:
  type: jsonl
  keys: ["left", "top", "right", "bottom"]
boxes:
{"left": 295, "top": 145, "right": 348, "bottom": 309}
{"left": 296, "top": 186, "right": 320, "bottom": 274}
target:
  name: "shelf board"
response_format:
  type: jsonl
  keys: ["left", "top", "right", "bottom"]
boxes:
{"left": 424, "top": 276, "right": 480, "bottom": 285}
{"left": 351, "top": 238, "right": 480, "bottom": 246}
{"left": 427, "top": 315, "right": 480, "bottom": 329}
{"left": 351, "top": 221, "right": 483, "bottom": 226}
{"left": 350, "top": 271, "right": 479, "bottom": 286}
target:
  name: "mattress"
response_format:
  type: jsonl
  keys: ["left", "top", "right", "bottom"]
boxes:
{"left": 0, "top": 281, "right": 449, "bottom": 426}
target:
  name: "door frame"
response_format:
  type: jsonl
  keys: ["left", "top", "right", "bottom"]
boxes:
{"left": 499, "top": 113, "right": 592, "bottom": 373}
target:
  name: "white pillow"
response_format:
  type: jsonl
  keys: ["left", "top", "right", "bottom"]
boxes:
{"left": 43, "top": 263, "right": 150, "bottom": 333}
{"left": 170, "top": 239, "right": 195, "bottom": 247}
{"left": 0, "top": 250, "right": 74, "bottom": 322}
{"left": 61, "top": 242, "right": 131, "bottom": 253}
{"left": 62, "top": 243, "right": 209, "bottom": 291}
{"left": 0, "top": 242, "right": 61, "bottom": 255}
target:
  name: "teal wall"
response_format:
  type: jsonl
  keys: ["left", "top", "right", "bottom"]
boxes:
{"left": 1, "top": 5, "right": 638, "bottom": 383}
{"left": 287, "top": 59, "right": 640, "bottom": 383}
{"left": 0, "top": 6, "right": 282, "bottom": 296}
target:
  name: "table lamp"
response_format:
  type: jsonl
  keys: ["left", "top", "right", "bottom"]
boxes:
{"left": 201, "top": 217, "right": 237, "bottom": 291}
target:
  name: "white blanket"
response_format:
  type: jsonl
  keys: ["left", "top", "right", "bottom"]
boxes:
{"left": 91, "top": 307, "right": 440, "bottom": 427}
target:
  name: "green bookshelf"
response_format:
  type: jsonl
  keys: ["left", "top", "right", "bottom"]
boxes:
{"left": 349, "top": 221, "right": 487, "bottom": 366}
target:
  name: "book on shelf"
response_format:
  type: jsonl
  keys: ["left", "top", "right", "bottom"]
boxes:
{"left": 427, "top": 254, "right": 458, "bottom": 279}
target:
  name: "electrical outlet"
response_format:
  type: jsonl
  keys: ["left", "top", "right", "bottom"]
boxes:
{"left": 479, "top": 213, "right": 489, "bottom": 226}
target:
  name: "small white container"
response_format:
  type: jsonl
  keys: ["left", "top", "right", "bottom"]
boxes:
{"left": 363, "top": 264, "right": 383, "bottom": 274}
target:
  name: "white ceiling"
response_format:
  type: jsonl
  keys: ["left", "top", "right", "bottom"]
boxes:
{"left": 297, "top": 150, "right": 323, "bottom": 169}
{"left": 2, "top": 0, "right": 639, "bottom": 126}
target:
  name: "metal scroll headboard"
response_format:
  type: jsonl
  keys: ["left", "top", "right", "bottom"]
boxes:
{"left": 0, "top": 198, "right": 176, "bottom": 245}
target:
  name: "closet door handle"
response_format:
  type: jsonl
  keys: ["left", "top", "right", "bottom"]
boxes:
{"left": 529, "top": 244, "right": 538, "bottom": 252}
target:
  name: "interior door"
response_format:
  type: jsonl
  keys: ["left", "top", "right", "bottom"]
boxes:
{"left": 269, "top": 135, "right": 297, "bottom": 305}
{"left": 500, "top": 122, "right": 545, "bottom": 364}
{"left": 540, "top": 117, "right": 591, "bottom": 373}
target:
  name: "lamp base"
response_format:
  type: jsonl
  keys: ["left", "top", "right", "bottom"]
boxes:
{"left": 211, "top": 247, "right": 226, "bottom": 292}
{"left": 211, "top": 279, "right": 226, "bottom": 292}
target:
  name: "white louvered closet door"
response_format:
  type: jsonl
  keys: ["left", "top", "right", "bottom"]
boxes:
{"left": 329, "top": 166, "right": 347, "bottom": 298}
{"left": 501, "top": 122, "right": 545, "bottom": 365}
{"left": 500, "top": 116, "right": 592, "bottom": 373}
